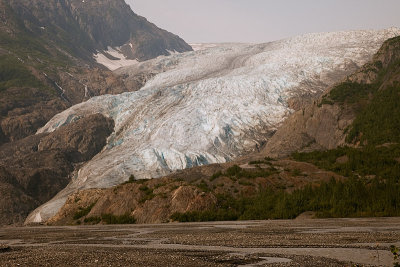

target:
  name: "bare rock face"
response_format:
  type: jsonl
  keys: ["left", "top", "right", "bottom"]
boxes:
{"left": 0, "top": 114, "right": 114, "bottom": 225}
{"left": 263, "top": 101, "right": 355, "bottom": 158}
{"left": 64, "top": 0, "right": 193, "bottom": 61}
{"left": 0, "top": 88, "right": 68, "bottom": 144}
{"left": 0, "top": 167, "right": 39, "bottom": 225}
{"left": 38, "top": 113, "right": 114, "bottom": 161}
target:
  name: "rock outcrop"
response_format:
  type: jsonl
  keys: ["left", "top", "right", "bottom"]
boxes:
{"left": 0, "top": 114, "right": 114, "bottom": 225}
{"left": 262, "top": 99, "right": 355, "bottom": 158}
{"left": 37, "top": 113, "right": 115, "bottom": 161}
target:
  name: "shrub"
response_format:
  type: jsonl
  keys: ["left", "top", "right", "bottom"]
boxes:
{"left": 123, "top": 174, "right": 136, "bottom": 184}
{"left": 101, "top": 214, "right": 136, "bottom": 224}
{"left": 292, "top": 145, "right": 400, "bottom": 181}
{"left": 196, "top": 180, "right": 210, "bottom": 192}
{"left": 84, "top": 216, "right": 101, "bottom": 224}
{"left": 238, "top": 180, "right": 253, "bottom": 186}
{"left": 210, "top": 171, "right": 223, "bottom": 181}
{"left": 0, "top": 55, "right": 47, "bottom": 91}
{"left": 138, "top": 185, "right": 155, "bottom": 203}
{"left": 73, "top": 203, "right": 95, "bottom": 220}
{"left": 391, "top": 245, "right": 400, "bottom": 267}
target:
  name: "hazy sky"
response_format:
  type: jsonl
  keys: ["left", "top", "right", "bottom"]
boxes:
{"left": 126, "top": 0, "right": 400, "bottom": 43}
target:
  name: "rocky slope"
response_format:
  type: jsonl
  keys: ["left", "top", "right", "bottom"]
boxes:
{"left": 263, "top": 35, "right": 400, "bottom": 158}
{"left": 26, "top": 29, "right": 400, "bottom": 224}
{"left": 47, "top": 158, "right": 342, "bottom": 225}
{"left": 0, "top": 0, "right": 191, "bottom": 145}
{"left": 0, "top": 114, "right": 114, "bottom": 225}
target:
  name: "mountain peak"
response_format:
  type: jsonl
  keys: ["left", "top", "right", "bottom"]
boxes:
{"left": 3, "top": 0, "right": 192, "bottom": 62}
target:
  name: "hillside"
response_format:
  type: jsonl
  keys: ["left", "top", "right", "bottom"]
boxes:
{"left": 26, "top": 29, "right": 400, "bottom": 224}
{"left": 0, "top": 114, "right": 114, "bottom": 224}
{"left": 0, "top": 0, "right": 191, "bottom": 145}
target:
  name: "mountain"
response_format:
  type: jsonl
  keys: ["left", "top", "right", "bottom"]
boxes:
{"left": 2, "top": 0, "right": 191, "bottom": 62}
{"left": 0, "top": 0, "right": 192, "bottom": 145}
{"left": 0, "top": 0, "right": 192, "bottom": 225}
{"left": 45, "top": 34, "right": 400, "bottom": 226}
{"left": 25, "top": 29, "right": 400, "bottom": 224}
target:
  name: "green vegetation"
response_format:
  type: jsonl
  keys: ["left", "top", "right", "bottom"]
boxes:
{"left": 249, "top": 157, "right": 274, "bottom": 165}
{"left": 210, "top": 164, "right": 278, "bottom": 182}
{"left": 123, "top": 174, "right": 136, "bottom": 184}
{"left": 196, "top": 180, "right": 210, "bottom": 192}
{"left": 0, "top": 4, "right": 93, "bottom": 94}
{"left": 319, "top": 37, "right": 400, "bottom": 146}
{"left": 393, "top": 245, "right": 400, "bottom": 259}
{"left": 171, "top": 209, "right": 239, "bottom": 222}
{"left": 318, "top": 98, "right": 334, "bottom": 106}
{"left": 0, "top": 55, "right": 47, "bottom": 91}
{"left": 326, "top": 82, "right": 376, "bottom": 105}
{"left": 0, "top": 31, "right": 72, "bottom": 72}
{"left": 347, "top": 84, "right": 400, "bottom": 145}
{"left": 291, "top": 169, "right": 306, "bottom": 177}
{"left": 171, "top": 176, "right": 400, "bottom": 222}
{"left": 238, "top": 180, "right": 253, "bottom": 186}
{"left": 83, "top": 216, "right": 101, "bottom": 224}
{"left": 210, "top": 171, "right": 223, "bottom": 181}
{"left": 84, "top": 214, "right": 136, "bottom": 224}
{"left": 138, "top": 185, "right": 155, "bottom": 203}
{"left": 101, "top": 213, "right": 136, "bottom": 224}
{"left": 73, "top": 203, "right": 96, "bottom": 220}
{"left": 392, "top": 245, "right": 400, "bottom": 267}
{"left": 293, "top": 145, "right": 400, "bottom": 181}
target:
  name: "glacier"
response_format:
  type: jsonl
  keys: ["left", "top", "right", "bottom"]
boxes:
{"left": 26, "top": 28, "right": 400, "bottom": 223}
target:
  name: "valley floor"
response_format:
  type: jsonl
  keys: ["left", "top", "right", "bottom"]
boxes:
{"left": 0, "top": 218, "right": 399, "bottom": 266}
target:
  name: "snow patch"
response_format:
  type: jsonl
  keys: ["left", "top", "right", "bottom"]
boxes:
{"left": 94, "top": 47, "right": 138, "bottom": 71}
